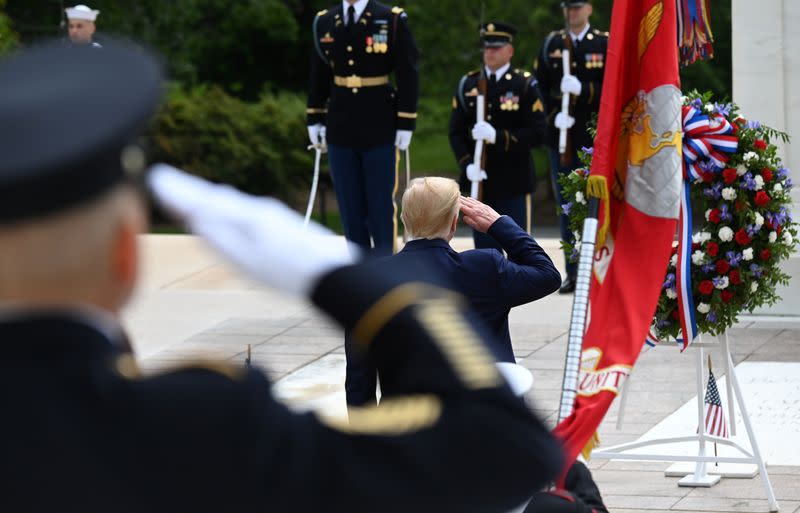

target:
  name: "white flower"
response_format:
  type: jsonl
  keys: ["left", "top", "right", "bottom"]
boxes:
{"left": 575, "top": 191, "right": 586, "bottom": 205}
{"left": 704, "top": 103, "right": 714, "bottom": 113}
{"left": 697, "top": 303, "right": 711, "bottom": 314}
{"left": 718, "top": 226, "right": 734, "bottom": 242}
{"left": 769, "top": 231, "right": 777, "bottom": 243}
{"left": 699, "top": 231, "right": 712, "bottom": 243}
{"left": 736, "top": 164, "right": 748, "bottom": 176}
{"left": 722, "top": 187, "right": 737, "bottom": 201}
{"left": 751, "top": 281, "right": 759, "bottom": 293}
{"left": 754, "top": 175, "right": 765, "bottom": 191}
{"left": 774, "top": 183, "right": 783, "bottom": 193}
{"left": 754, "top": 212, "right": 764, "bottom": 228}
{"left": 670, "top": 254, "right": 678, "bottom": 267}
{"left": 743, "top": 151, "right": 758, "bottom": 163}
{"left": 715, "top": 277, "right": 730, "bottom": 290}
{"left": 742, "top": 247, "right": 754, "bottom": 261}
{"left": 704, "top": 209, "right": 712, "bottom": 222}
{"left": 666, "top": 288, "right": 678, "bottom": 299}
{"left": 692, "top": 250, "right": 706, "bottom": 266}
{"left": 680, "top": 95, "right": 688, "bottom": 103}
{"left": 785, "top": 231, "right": 794, "bottom": 245}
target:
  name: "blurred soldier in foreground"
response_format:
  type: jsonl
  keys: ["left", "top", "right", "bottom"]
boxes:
{"left": 449, "top": 22, "right": 547, "bottom": 250}
{"left": 344, "top": 177, "right": 561, "bottom": 406}
{"left": 306, "top": 0, "right": 419, "bottom": 256}
{"left": 0, "top": 41, "right": 562, "bottom": 512}
{"left": 534, "top": 0, "right": 608, "bottom": 293}
{"left": 65, "top": 4, "right": 102, "bottom": 47}
{"left": 523, "top": 461, "right": 609, "bottom": 513}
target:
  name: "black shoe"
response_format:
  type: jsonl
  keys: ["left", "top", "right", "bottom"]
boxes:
{"left": 559, "top": 276, "right": 576, "bottom": 294}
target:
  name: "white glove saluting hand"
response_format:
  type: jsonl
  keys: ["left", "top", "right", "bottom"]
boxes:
{"left": 471, "top": 121, "right": 497, "bottom": 144}
{"left": 561, "top": 75, "right": 582, "bottom": 96}
{"left": 395, "top": 130, "right": 413, "bottom": 151}
{"left": 466, "top": 163, "right": 487, "bottom": 183}
{"left": 554, "top": 112, "right": 576, "bottom": 130}
{"left": 307, "top": 123, "right": 327, "bottom": 150}
{"left": 147, "top": 164, "right": 358, "bottom": 297}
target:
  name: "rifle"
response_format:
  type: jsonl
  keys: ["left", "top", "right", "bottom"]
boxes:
{"left": 470, "top": 4, "right": 488, "bottom": 199}
{"left": 559, "top": 9, "right": 576, "bottom": 167}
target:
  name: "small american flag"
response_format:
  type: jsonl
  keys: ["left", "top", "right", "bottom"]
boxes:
{"left": 704, "top": 369, "right": 729, "bottom": 438}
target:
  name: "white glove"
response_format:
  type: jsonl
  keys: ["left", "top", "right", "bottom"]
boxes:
{"left": 471, "top": 121, "right": 496, "bottom": 144}
{"left": 561, "top": 75, "right": 582, "bottom": 96}
{"left": 147, "top": 164, "right": 359, "bottom": 297}
{"left": 395, "top": 130, "right": 413, "bottom": 150}
{"left": 554, "top": 112, "right": 576, "bottom": 130}
{"left": 466, "top": 163, "right": 487, "bottom": 182}
{"left": 307, "top": 123, "right": 327, "bottom": 149}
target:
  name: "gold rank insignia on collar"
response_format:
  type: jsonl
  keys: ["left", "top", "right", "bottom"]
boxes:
{"left": 549, "top": 49, "right": 563, "bottom": 59}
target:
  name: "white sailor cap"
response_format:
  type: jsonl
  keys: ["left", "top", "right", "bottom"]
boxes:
{"left": 65, "top": 5, "right": 100, "bottom": 22}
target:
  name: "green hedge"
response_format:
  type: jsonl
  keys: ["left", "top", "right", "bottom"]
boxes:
{"left": 0, "top": 0, "right": 18, "bottom": 55}
{"left": 148, "top": 84, "right": 313, "bottom": 199}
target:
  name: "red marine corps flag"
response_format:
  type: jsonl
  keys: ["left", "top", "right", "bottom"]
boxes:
{"left": 553, "top": 0, "right": 682, "bottom": 463}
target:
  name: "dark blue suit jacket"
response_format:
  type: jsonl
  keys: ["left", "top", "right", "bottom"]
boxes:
{"left": 394, "top": 216, "right": 561, "bottom": 361}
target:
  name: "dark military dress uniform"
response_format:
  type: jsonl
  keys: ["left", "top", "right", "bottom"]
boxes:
{"left": 448, "top": 23, "right": 547, "bottom": 250}
{"left": 307, "top": 1, "right": 419, "bottom": 256}
{"left": 0, "top": 40, "right": 564, "bottom": 512}
{"left": 534, "top": 22, "right": 608, "bottom": 283}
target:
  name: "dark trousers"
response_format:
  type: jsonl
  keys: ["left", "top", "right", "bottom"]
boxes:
{"left": 473, "top": 194, "right": 531, "bottom": 250}
{"left": 548, "top": 148, "right": 581, "bottom": 279}
{"left": 327, "top": 143, "right": 397, "bottom": 257}
{"left": 343, "top": 330, "right": 377, "bottom": 407}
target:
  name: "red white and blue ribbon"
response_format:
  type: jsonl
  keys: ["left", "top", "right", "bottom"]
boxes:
{"left": 674, "top": 105, "right": 738, "bottom": 350}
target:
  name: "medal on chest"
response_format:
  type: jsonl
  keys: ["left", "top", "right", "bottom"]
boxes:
{"left": 500, "top": 91, "right": 520, "bottom": 111}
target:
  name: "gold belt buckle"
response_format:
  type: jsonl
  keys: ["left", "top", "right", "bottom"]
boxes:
{"left": 345, "top": 75, "right": 362, "bottom": 88}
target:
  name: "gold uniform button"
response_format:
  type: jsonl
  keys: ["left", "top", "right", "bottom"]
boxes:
{"left": 352, "top": 88, "right": 359, "bottom": 94}
{"left": 487, "top": 115, "right": 492, "bottom": 120}
{"left": 348, "top": 59, "right": 354, "bottom": 65}
{"left": 347, "top": 45, "right": 353, "bottom": 52}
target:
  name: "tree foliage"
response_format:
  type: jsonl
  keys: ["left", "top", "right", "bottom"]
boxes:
{"left": 0, "top": 0, "right": 18, "bottom": 54}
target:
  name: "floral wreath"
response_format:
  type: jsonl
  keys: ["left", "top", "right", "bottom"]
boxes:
{"left": 560, "top": 91, "right": 797, "bottom": 346}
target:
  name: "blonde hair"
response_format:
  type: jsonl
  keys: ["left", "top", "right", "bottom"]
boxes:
{"left": 0, "top": 185, "right": 143, "bottom": 299}
{"left": 401, "top": 177, "right": 460, "bottom": 240}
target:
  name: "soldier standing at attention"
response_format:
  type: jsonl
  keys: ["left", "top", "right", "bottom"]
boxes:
{"left": 449, "top": 22, "right": 547, "bottom": 251}
{"left": 65, "top": 4, "right": 102, "bottom": 47}
{"left": 534, "top": 0, "right": 608, "bottom": 293}
{"left": 306, "top": 0, "right": 419, "bottom": 257}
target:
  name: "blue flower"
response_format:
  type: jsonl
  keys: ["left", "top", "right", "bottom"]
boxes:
{"left": 562, "top": 202, "right": 573, "bottom": 216}
{"left": 750, "top": 264, "right": 763, "bottom": 278}
{"left": 707, "top": 311, "right": 718, "bottom": 323}
{"left": 663, "top": 273, "right": 676, "bottom": 289}
{"left": 726, "top": 251, "right": 742, "bottom": 267}
{"left": 776, "top": 167, "right": 789, "bottom": 179}
{"left": 692, "top": 98, "right": 703, "bottom": 110}
{"left": 745, "top": 120, "right": 762, "bottom": 130}
{"left": 720, "top": 204, "right": 732, "bottom": 222}
{"left": 741, "top": 172, "right": 757, "bottom": 191}
{"left": 657, "top": 319, "right": 672, "bottom": 329}
{"left": 786, "top": 178, "right": 794, "bottom": 190}
{"left": 702, "top": 263, "right": 716, "bottom": 274}
{"left": 714, "top": 102, "right": 732, "bottom": 117}
{"left": 712, "top": 276, "right": 727, "bottom": 288}
{"left": 581, "top": 146, "right": 594, "bottom": 155}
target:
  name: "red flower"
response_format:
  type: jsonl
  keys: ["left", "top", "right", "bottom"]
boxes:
{"left": 721, "top": 290, "right": 734, "bottom": 303}
{"left": 706, "top": 241, "right": 719, "bottom": 257}
{"left": 722, "top": 168, "right": 738, "bottom": 184}
{"left": 716, "top": 260, "right": 731, "bottom": 275}
{"left": 754, "top": 191, "right": 771, "bottom": 207}
{"left": 735, "top": 228, "right": 752, "bottom": 245}
{"left": 730, "top": 270, "right": 742, "bottom": 285}
{"left": 778, "top": 225, "right": 783, "bottom": 235}
{"left": 708, "top": 208, "right": 722, "bottom": 223}
{"left": 692, "top": 242, "right": 701, "bottom": 251}
{"left": 735, "top": 200, "right": 745, "bottom": 212}
{"left": 736, "top": 117, "right": 747, "bottom": 126}
{"left": 760, "top": 249, "right": 772, "bottom": 261}
{"left": 670, "top": 309, "right": 680, "bottom": 320}
{"left": 699, "top": 280, "right": 714, "bottom": 295}
{"left": 761, "top": 168, "right": 773, "bottom": 182}
{"left": 754, "top": 139, "right": 767, "bottom": 151}
{"left": 766, "top": 219, "right": 776, "bottom": 230}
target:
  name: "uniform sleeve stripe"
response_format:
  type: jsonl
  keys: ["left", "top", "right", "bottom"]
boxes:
{"left": 306, "top": 108, "right": 328, "bottom": 114}
{"left": 397, "top": 112, "right": 418, "bottom": 119}
{"left": 317, "top": 394, "right": 442, "bottom": 435}
{"left": 352, "top": 283, "right": 422, "bottom": 348}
